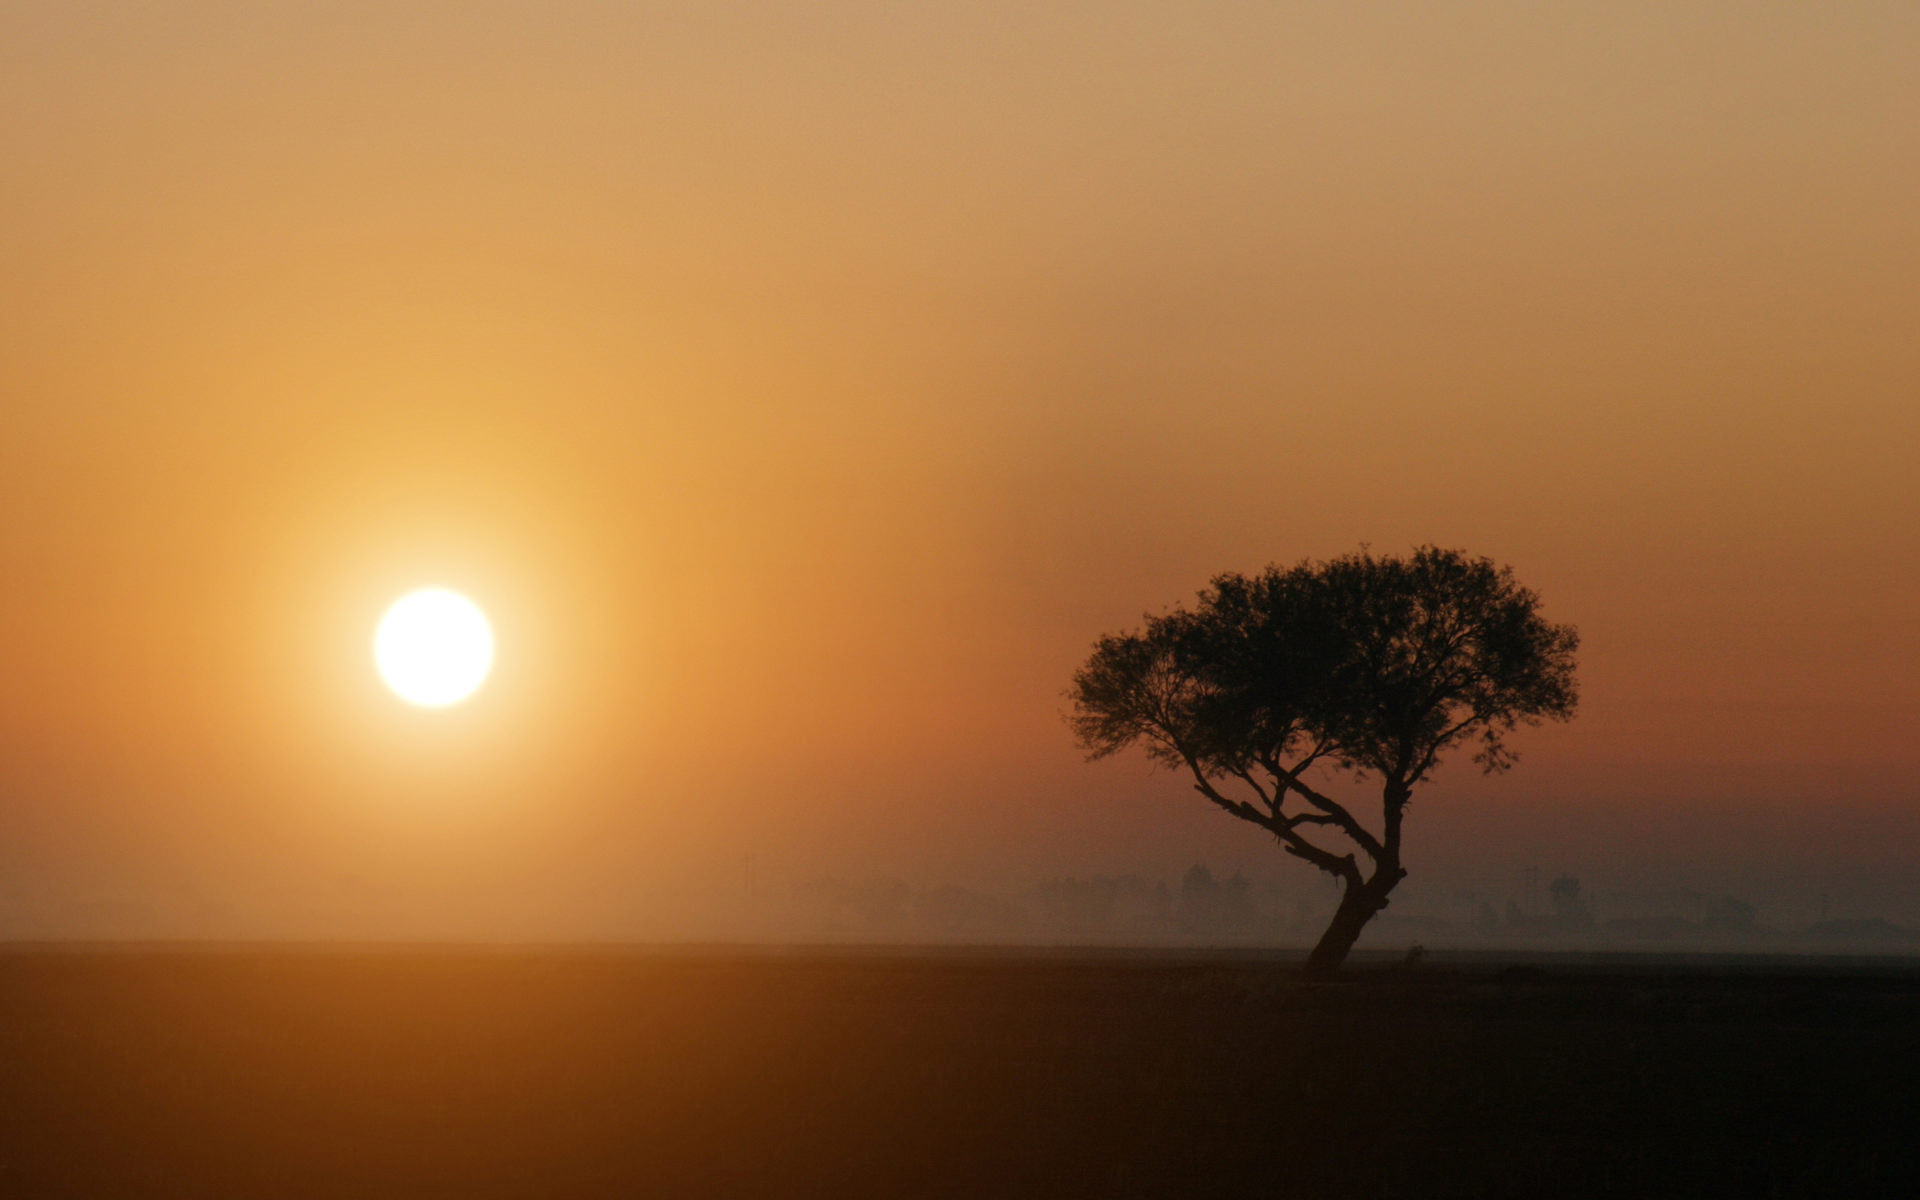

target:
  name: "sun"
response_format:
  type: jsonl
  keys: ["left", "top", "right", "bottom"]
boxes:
{"left": 374, "top": 588, "right": 494, "bottom": 707}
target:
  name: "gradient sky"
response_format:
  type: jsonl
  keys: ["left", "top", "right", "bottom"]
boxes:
{"left": 3, "top": 2, "right": 1916, "bottom": 938}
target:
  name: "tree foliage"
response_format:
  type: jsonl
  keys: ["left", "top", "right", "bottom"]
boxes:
{"left": 1068, "top": 546, "right": 1578, "bottom": 968}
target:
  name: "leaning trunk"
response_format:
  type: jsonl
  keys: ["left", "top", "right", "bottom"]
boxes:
{"left": 1305, "top": 874, "right": 1397, "bottom": 973}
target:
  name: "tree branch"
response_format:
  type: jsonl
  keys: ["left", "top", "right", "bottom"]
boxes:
{"left": 1180, "top": 755, "right": 1278, "bottom": 832}
{"left": 1280, "top": 840, "right": 1363, "bottom": 885}
{"left": 1228, "top": 767, "right": 1280, "bottom": 818}
{"left": 1181, "top": 755, "right": 1358, "bottom": 883}
{"left": 1285, "top": 813, "right": 1346, "bottom": 830}
{"left": 1258, "top": 752, "right": 1385, "bottom": 863}
{"left": 1409, "top": 712, "right": 1484, "bottom": 781}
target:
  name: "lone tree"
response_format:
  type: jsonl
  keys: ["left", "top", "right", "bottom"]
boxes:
{"left": 1068, "top": 546, "right": 1578, "bottom": 971}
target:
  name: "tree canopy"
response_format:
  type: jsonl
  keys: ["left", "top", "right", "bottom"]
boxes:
{"left": 1068, "top": 546, "right": 1578, "bottom": 969}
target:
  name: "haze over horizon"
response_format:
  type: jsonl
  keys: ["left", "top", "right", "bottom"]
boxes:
{"left": 3, "top": 2, "right": 1916, "bottom": 941}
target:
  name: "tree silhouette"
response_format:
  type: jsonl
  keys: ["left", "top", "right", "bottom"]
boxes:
{"left": 1068, "top": 546, "right": 1578, "bottom": 971}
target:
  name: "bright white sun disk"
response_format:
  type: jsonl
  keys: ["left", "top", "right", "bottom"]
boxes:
{"left": 374, "top": 589, "right": 494, "bottom": 707}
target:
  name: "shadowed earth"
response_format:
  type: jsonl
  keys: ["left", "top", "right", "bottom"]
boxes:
{"left": 2, "top": 948, "right": 1914, "bottom": 1198}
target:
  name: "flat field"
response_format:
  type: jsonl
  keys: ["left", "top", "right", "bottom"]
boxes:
{"left": 1, "top": 948, "right": 1914, "bottom": 1198}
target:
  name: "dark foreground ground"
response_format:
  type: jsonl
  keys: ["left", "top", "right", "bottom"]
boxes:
{"left": 2, "top": 948, "right": 1915, "bottom": 1198}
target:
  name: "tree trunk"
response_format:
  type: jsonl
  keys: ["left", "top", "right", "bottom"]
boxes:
{"left": 1305, "top": 875, "right": 1398, "bottom": 973}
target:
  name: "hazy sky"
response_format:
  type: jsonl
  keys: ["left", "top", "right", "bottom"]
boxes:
{"left": 3, "top": 2, "right": 1916, "bottom": 937}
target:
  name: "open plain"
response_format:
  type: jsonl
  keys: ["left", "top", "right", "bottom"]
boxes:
{"left": 1, "top": 948, "right": 1914, "bottom": 1198}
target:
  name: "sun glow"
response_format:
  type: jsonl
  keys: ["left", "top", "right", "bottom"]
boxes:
{"left": 374, "top": 589, "right": 494, "bottom": 707}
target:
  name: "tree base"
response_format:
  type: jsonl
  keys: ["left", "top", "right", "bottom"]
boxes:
{"left": 1304, "top": 879, "right": 1397, "bottom": 972}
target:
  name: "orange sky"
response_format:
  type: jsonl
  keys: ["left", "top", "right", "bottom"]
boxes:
{"left": 3, "top": 3, "right": 1916, "bottom": 938}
